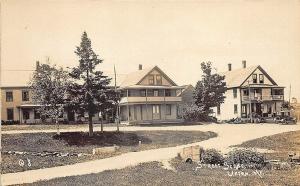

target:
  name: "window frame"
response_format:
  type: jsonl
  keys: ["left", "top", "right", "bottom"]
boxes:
{"left": 252, "top": 74, "right": 257, "bottom": 83}
{"left": 34, "top": 109, "right": 41, "bottom": 119}
{"left": 22, "top": 90, "right": 30, "bottom": 101}
{"left": 259, "top": 74, "right": 264, "bottom": 84}
{"left": 148, "top": 75, "right": 154, "bottom": 85}
{"left": 234, "top": 104, "right": 238, "bottom": 114}
{"left": 233, "top": 88, "right": 237, "bottom": 98}
{"left": 23, "top": 110, "right": 30, "bottom": 120}
{"left": 156, "top": 75, "right": 162, "bottom": 85}
{"left": 154, "top": 90, "right": 159, "bottom": 97}
{"left": 7, "top": 108, "right": 14, "bottom": 120}
{"left": 6, "top": 91, "right": 13, "bottom": 102}
{"left": 165, "top": 89, "right": 171, "bottom": 97}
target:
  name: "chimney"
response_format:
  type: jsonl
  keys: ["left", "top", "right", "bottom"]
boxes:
{"left": 228, "top": 63, "right": 232, "bottom": 71}
{"left": 36, "top": 61, "right": 40, "bottom": 71}
{"left": 242, "top": 60, "right": 246, "bottom": 68}
{"left": 139, "top": 64, "right": 143, "bottom": 70}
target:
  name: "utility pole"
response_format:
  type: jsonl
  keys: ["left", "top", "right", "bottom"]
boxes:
{"left": 114, "top": 65, "right": 119, "bottom": 132}
{"left": 289, "top": 84, "right": 291, "bottom": 106}
{"left": 248, "top": 80, "right": 253, "bottom": 123}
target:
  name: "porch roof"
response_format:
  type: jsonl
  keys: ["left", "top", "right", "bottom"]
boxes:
{"left": 119, "top": 85, "right": 184, "bottom": 89}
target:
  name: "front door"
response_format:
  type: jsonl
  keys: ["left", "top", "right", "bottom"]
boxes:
{"left": 152, "top": 105, "right": 160, "bottom": 120}
{"left": 256, "top": 103, "right": 262, "bottom": 116}
{"left": 67, "top": 110, "right": 75, "bottom": 122}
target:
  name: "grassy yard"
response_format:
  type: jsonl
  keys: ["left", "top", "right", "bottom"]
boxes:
{"left": 236, "top": 130, "right": 300, "bottom": 160}
{"left": 1, "top": 123, "right": 118, "bottom": 131}
{"left": 2, "top": 130, "right": 216, "bottom": 174}
{"left": 24, "top": 130, "right": 300, "bottom": 186}
{"left": 26, "top": 159, "right": 300, "bottom": 186}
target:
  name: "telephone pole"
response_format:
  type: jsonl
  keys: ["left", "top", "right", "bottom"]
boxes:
{"left": 114, "top": 65, "right": 119, "bottom": 132}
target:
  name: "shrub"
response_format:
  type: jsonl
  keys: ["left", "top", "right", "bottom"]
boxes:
{"left": 201, "top": 148, "right": 224, "bottom": 165}
{"left": 182, "top": 104, "right": 215, "bottom": 122}
{"left": 225, "top": 148, "right": 265, "bottom": 169}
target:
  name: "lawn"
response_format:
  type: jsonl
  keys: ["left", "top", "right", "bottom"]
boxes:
{"left": 24, "top": 130, "right": 300, "bottom": 186}
{"left": 1, "top": 130, "right": 216, "bottom": 174}
{"left": 25, "top": 159, "right": 300, "bottom": 186}
{"left": 236, "top": 130, "right": 300, "bottom": 160}
{"left": 1, "top": 123, "right": 117, "bottom": 131}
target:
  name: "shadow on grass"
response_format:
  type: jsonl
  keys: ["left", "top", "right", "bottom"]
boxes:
{"left": 53, "top": 132, "right": 152, "bottom": 147}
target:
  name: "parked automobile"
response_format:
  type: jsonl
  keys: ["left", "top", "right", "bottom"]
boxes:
{"left": 274, "top": 115, "right": 297, "bottom": 124}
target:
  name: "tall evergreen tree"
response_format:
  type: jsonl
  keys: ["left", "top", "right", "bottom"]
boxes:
{"left": 194, "top": 62, "right": 226, "bottom": 115}
{"left": 68, "top": 31, "right": 112, "bottom": 136}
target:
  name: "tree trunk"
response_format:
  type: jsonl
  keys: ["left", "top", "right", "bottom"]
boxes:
{"left": 56, "top": 116, "right": 60, "bottom": 135}
{"left": 116, "top": 107, "right": 119, "bottom": 132}
{"left": 101, "top": 114, "right": 104, "bottom": 133}
{"left": 88, "top": 114, "right": 93, "bottom": 136}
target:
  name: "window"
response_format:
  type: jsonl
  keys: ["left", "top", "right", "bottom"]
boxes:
{"left": 6, "top": 91, "right": 13, "bottom": 102}
{"left": 34, "top": 110, "right": 40, "bottom": 119}
{"left": 154, "top": 90, "right": 159, "bottom": 97}
{"left": 7, "top": 108, "right": 14, "bottom": 120}
{"left": 152, "top": 105, "right": 160, "bottom": 114}
{"left": 243, "top": 89, "right": 249, "bottom": 96}
{"left": 217, "top": 105, "right": 221, "bottom": 115}
{"left": 23, "top": 110, "right": 30, "bottom": 120}
{"left": 166, "top": 105, "right": 172, "bottom": 115}
{"left": 149, "top": 75, "right": 154, "bottom": 85}
{"left": 22, "top": 90, "right": 30, "bottom": 101}
{"left": 259, "top": 74, "right": 264, "bottom": 84}
{"left": 156, "top": 75, "right": 162, "bottom": 85}
{"left": 252, "top": 74, "right": 257, "bottom": 83}
{"left": 165, "top": 89, "right": 171, "bottom": 97}
{"left": 233, "top": 88, "right": 237, "bottom": 98}
{"left": 140, "top": 90, "right": 146, "bottom": 97}
{"left": 234, "top": 104, "right": 238, "bottom": 114}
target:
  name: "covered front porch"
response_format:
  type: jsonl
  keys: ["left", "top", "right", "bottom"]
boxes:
{"left": 120, "top": 103, "right": 183, "bottom": 124}
{"left": 241, "top": 101, "right": 283, "bottom": 119}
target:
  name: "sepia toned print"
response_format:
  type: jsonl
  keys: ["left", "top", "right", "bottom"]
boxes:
{"left": 0, "top": 0, "right": 300, "bottom": 185}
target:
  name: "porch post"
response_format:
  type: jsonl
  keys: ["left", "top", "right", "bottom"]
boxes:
{"left": 164, "top": 89, "right": 166, "bottom": 120}
{"left": 248, "top": 81, "right": 253, "bottom": 123}
{"left": 146, "top": 89, "right": 148, "bottom": 121}
{"left": 127, "top": 89, "right": 130, "bottom": 123}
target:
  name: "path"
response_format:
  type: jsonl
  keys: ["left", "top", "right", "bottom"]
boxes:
{"left": 2, "top": 124, "right": 300, "bottom": 185}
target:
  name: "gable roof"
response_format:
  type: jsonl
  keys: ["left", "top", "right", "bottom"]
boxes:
{"left": 219, "top": 65, "right": 278, "bottom": 88}
{"left": 120, "top": 66, "right": 177, "bottom": 87}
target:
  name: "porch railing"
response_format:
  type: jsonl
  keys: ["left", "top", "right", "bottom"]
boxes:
{"left": 242, "top": 95, "right": 284, "bottom": 101}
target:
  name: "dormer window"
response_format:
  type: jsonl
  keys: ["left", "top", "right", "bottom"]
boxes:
{"left": 259, "top": 74, "right": 264, "bottom": 84}
{"left": 252, "top": 74, "right": 257, "bottom": 83}
{"left": 156, "top": 75, "right": 162, "bottom": 85}
{"left": 149, "top": 75, "right": 154, "bottom": 85}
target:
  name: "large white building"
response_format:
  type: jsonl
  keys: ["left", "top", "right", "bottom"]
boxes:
{"left": 214, "top": 61, "right": 285, "bottom": 121}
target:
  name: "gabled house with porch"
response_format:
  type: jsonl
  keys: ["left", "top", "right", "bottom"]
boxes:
{"left": 119, "top": 65, "right": 184, "bottom": 124}
{"left": 213, "top": 61, "right": 285, "bottom": 121}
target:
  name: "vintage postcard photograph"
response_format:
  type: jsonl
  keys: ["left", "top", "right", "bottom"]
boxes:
{"left": 0, "top": 0, "right": 300, "bottom": 185}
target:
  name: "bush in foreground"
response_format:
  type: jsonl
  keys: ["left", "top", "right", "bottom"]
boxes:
{"left": 201, "top": 148, "right": 224, "bottom": 165}
{"left": 225, "top": 148, "right": 265, "bottom": 169}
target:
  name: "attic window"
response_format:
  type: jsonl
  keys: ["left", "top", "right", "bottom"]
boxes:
{"left": 149, "top": 75, "right": 154, "bottom": 85}
{"left": 259, "top": 74, "right": 264, "bottom": 84}
{"left": 252, "top": 74, "right": 257, "bottom": 84}
{"left": 156, "top": 75, "right": 162, "bottom": 85}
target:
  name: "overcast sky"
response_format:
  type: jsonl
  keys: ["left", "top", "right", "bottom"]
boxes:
{"left": 1, "top": 0, "right": 300, "bottom": 99}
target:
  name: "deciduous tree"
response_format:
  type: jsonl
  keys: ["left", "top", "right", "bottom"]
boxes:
{"left": 194, "top": 62, "right": 226, "bottom": 116}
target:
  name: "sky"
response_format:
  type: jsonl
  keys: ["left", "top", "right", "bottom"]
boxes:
{"left": 1, "top": 0, "right": 300, "bottom": 99}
